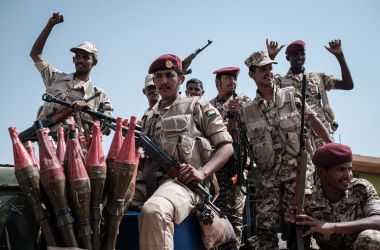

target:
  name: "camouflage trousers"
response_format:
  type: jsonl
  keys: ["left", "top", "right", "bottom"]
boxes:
{"left": 353, "top": 230, "right": 380, "bottom": 250}
{"left": 253, "top": 155, "right": 315, "bottom": 250}
{"left": 214, "top": 171, "right": 246, "bottom": 250}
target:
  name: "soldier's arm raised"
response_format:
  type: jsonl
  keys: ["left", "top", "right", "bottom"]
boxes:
{"left": 324, "top": 39, "right": 354, "bottom": 90}
{"left": 30, "top": 12, "right": 64, "bottom": 62}
{"left": 266, "top": 38, "right": 285, "bottom": 60}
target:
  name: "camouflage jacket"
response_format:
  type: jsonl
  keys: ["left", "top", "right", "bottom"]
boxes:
{"left": 305, "top": 178, "right": 380, "bottom": 249}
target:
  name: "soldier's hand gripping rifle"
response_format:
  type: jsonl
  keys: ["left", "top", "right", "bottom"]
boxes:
{"left": 294, "top": 71, "right": 308, "bottom": 250}
{"left": 103, "top": 120, "right": 225, "bottom": 224}
{"left": 182, "top": 40, "right": 213, "bottom": 75}
{"left": 19, "top": 91, "right": 102, "bottom": 142}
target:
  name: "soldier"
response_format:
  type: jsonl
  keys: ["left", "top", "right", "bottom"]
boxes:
{"left": 210, "top": 67, "right": 250, "bottom": 249}
{"left": 142, "top": 73, "right": 159, "bottom": 110}
{"left": 285, "top": 143, "right": 380, "bottom": 250}
{"left": 241, "top": 50, "right": 333, "bottom": 250}
{"left": 267, "top": 39, "right": 354, "bottom": 151}
{"left": 133, "top": 54, "right": 234, "bottom": 250}
{"left": 185, "top": 78, "right": 204, "bottom": 97}
{"left": 30, "top": 12, "right": 113, "bottom": 139}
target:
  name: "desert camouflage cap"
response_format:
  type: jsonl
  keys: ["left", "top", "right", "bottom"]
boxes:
{"left": 144, "top": 74, "right": 155, "bottom": 88}
{"left": 245, "top": 50, "right": 277, "bottom": 68}
{"left": 70, "top": 41, "right": 98, "bottom": 59}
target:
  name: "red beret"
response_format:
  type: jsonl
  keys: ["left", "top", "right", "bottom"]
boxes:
{"left": 148, "top": 54, "right": 182, "bottom": 74}
{"left": 285, "top": 40, "right": 306, "bottom": 55}
{"left": 312, "top": 143, "right": 352, "bottom": 169}
{"left": 213, "top": 67, "right": 240, "bottom": 76}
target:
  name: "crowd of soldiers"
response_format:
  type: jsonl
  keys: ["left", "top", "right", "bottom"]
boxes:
{"left": 16, "top": 12, "right": 380, "bottom": 250}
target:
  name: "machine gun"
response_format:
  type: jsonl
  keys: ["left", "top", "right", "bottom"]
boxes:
{"left": 182, "top": 40, "right": 213, "bottom": 75}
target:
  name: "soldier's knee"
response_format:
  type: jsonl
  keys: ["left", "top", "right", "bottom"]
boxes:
{"left": 354, "top": 229, "right": 380, "bottom": 250}
{"left": 141, "top": 196, "right": 173, "bottom": 223}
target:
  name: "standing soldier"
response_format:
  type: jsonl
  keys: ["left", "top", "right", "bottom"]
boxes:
{"left": 267, "top": 39, "right": 354, "bottom": 151}
{"left": 185, "top": 78, "right": 205, "bottom": 97}
{"left": 242, "top": 50, "right": 333, "bottom": 250}
{"left": 30, "top": 12, "right": 113, "bottom": 139}
{"left": 210, "top": 67, "right": 250, "bottom": 249}
{"left": 133, "top": 54, "right": 234, "bottom": 250}
{"left": 142, "top": 73, "right": 159, "bottom": 110}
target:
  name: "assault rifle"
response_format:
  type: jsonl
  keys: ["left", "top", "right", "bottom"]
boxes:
{"left": 294, "top": 70, "right": 308, "bottom": 250}
{"left": 19, "top": 92, "right": 102, "bottom": 142}
{"left": 182, "top": 40, "right": 213, "bottom": 75}
{"left": 103, "top": 120, "right": 225, "bottom": 224}
{"left": 18, "top": 93, "right": 141, "bottom": 142}
{"left": 226, "top": 91, "right": 247, "bottom": 187}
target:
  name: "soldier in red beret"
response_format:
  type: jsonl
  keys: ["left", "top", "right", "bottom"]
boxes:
{"left": 285, "top": 143, "right": 380, "bottom": 249}
{"left": 133, "top": 54, "right": 235, "bottom": 250}
{"left": 266, "top": 38, "right": 354, "bottom": 153}
{"left": 209, "top": 67, "right": 251, "bottom": 249}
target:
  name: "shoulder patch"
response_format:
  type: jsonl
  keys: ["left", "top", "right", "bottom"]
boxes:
{"left": 205, "top": 108, "right": 216, "bottom": 118}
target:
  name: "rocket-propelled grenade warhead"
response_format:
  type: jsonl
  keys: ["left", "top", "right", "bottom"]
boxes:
{"left": 67, "top": 126, "right": 92, "bottom": 250}
{"left": 104, "top": 116, "right": 138, "bottom": 250}
{"left": 9, "top": 127, "right": 58, "bottom": 246}
{"left": 86, "top": 121, "right": 107, "bottom": 250}
{"left": 34, "top": 120, "right": 78, "bottom": 247}
{"left": 56, "top": 126, "right": 66, "bottom": 166}
{"left": 23, "top": 140, "right": 40, "bottom": 170}
{"left": 103, "top": 117, "right": 124, "bottom": 216}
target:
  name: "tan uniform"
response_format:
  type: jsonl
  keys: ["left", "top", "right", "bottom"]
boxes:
{"left": 133, "top": 95, "right": 232, "bottom": 250}
{"left": 35, "top": 59, "right": 113, "bottom": 133}
{"left": 210, "top": 93, "right": 250, "bottom": 249}
{"left": 274, "top": 70, "right": 337, "bottom": 150}
{"left": 241, "top": 85, "right": 317, "bottom": 250}
{"left": 305, "top": 178, "right": 380, "bottom": 250}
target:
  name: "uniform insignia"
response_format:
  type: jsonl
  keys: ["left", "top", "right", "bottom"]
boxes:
{"left": 165, "top": 60, "right": 173, "bottom": 69}
{"left": 205, "top": 109, "right": 216, "bottom": 118}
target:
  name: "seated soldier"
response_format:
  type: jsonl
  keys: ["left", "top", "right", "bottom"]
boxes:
{"left": 132, "top": 54, "right": 234, "bottom": 250}
{"left": 285, "top": 143, "right": 380, "bottom": 250}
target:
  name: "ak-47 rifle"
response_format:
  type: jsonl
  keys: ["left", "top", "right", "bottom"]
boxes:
{"left": 103, "top": 120, "right": 225, "bottom": 224}
{"left": 294, "top": 70, "right": 308, "bottom": 250}
{"left": 226, "top": 91, "right": 247, "bottom": 187}
{"left": 19, "top": 92, "right": 102, "bottom": 142}
{"left": 182, "top": 40, "right": 213, "bottom": 75}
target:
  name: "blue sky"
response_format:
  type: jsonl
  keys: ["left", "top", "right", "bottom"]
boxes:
{"left": 1, "top": 0, "right": 379, "bottom": 164}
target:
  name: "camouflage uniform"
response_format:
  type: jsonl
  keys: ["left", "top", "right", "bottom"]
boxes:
{"left": 241, "top": 85, "right": 317, "bottom": 250}
{"left": 305, "top": 178, "right": 380, "bottom": 250}
{"left": 35, "top": 59, "right": 113, "bottom": 134}
{"left": 210, "top": 93, "right": 250, "bottom": 249}
{"left": 274, "top": 71, "right": 337, "bottom": 151}
{"left": 133, "top": 95, "right": 232, "bottom": 250}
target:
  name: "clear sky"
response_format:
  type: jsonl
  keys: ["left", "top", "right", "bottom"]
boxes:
{"left": 1, "top": 0, "right": 379, "bottom": 164}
